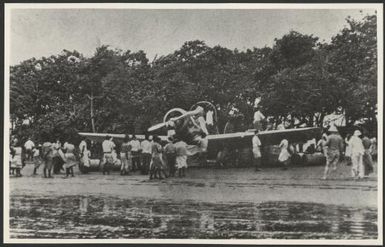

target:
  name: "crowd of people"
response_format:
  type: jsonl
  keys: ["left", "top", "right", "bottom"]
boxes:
{"left": 251, "top": 124, "right": 377, "bottom": 180}
{"left": 313, "top": 125, "right": 376, "bottom": 180}
{"left": 249, "top": 98, "right": 377, "bottom": 180}
{"left": 9, "top": 100, "right": 377, "bottom": 181}
{"left": 9, "top": 133, "right": 190, "bottom": 180}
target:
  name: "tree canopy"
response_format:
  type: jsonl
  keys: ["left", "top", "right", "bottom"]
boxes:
{"left": 10, "top": 14, "right": 378, "bottom": 144}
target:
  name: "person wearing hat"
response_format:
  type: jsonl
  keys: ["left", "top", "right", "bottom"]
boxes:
{"left": 322, "top": 125, "right": 344, "bottom": 180}
{"left": 349, "top": 130, "right": 365, "bottom": 179}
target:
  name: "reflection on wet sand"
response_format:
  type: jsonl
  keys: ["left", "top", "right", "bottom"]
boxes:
{"left": 10, "top": 195, "right": 377, "bottom": 239}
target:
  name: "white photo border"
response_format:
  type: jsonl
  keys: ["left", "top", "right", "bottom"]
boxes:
{"left": 3, "top": 2, "right": 383, "bottom": 245}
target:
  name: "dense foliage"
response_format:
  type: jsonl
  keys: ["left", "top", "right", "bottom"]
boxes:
{"left": 10, "top": 14, "right": 377, "bottom": 143}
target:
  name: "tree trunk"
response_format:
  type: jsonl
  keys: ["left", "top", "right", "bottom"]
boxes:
{"left": 90, "top": 94, "right": 96, "bottom": 133}
{"left": 87, "top": 93, "right": 96, "bottom": 133}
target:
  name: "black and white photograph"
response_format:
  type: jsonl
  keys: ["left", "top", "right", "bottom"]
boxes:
{"left": 3, "top": 3, "right": 383, "bottom": 244}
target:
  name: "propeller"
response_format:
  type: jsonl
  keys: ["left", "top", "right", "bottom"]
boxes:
{"left": 147, "top": 107, "right": 203, "bottom": 132}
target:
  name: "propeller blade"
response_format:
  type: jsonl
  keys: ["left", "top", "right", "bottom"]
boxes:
{"left": 147, "top": 122, "right": 167, "bottom": 132}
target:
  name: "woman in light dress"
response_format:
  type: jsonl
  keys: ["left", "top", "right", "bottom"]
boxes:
{"left": 61, "top": 141, "right": 77, "bottom": 178}
{"left": 10, "top": 139, "right": 23, "bottom": 177}
{"left": 278, "top": 139, "right": 291, "bottom": 170}
{"left": 79, "top": 137, "right": 90, "bottom": 173}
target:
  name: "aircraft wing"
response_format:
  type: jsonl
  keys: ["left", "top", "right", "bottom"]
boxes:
{"left": 207, "top": 127, "right": 321, "bottom": 147}
{"left": 78, "top": 132, "right": 168, "bottom": 143}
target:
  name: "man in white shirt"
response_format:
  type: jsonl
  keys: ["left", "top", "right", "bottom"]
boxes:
{"left": 140, "top": 135, "right": 152, "bottom": 174}
{"left": 101, "top": 135, "right": 115, "bottom": 175}
{"left": 130, "top": 135, "right": 141, "bottom": 171}
{"left": 252, "top": 130, "right": 262, "bottom": 171}
{"left": 253, "top": 107, "right": 265, "bottom": 131}
{"left": 24, "top": 138, "right": 35, "bottom": 161}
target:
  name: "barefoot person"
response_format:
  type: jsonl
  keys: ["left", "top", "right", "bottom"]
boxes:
{"left": 42, "top": 139, "right": 54, "bottom": 178}
{"left": 252, "top": 130, "right": 262, "bottom": 171}
{"left": 349, "top": 130, "right": 365, "bottom": 179}
{"left": 362, "top": 132, "right": 374, "bottom": 177}
{"left": 120, "top": 135, "right": 132, "bottom": 175}
{"left": 322, "top": 125, "right": 344, "bottom": 180}
{"left": 175, "top": 137, "right": 188, "bottom": 177}
{"left": 79, "top": 136, "right": 90, "bottom": 173}
{"left": 130, "top": 135, "right": 141, "bottom": 171}
{"left": 11, "top": 139, "right": 24, "bottom": 177}
{"left": 62, "top": 141, "right": 77, "bottom": 178}
{"left": 101, "top": 135, "right": 115, "bottom": 175}
{"left": 32, "top": 145, "right": 42, "bottom": 175}
{"left": 149, "top": 135, "right": 164, "bottom": 180}
{"left": 140, "top": 135, "right": 152, "bottom": 175}
{"left": 344, "top": 133, "right": 352, "bottom": 166}
{"left": 52, "top": 139, "right": 63, "bottom": 174}
{"left": 24, "top": 137, "right": 35, "bottom": 161}
{"left": 278, "top": 139, "right": 291, "bottom": 170}
{"left": 164, "top": 137, "right": 177, "bottom": 177}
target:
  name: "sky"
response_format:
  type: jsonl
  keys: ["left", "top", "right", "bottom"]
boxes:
{"left": 8, "top": 8, "right": 377, "bottom": 65}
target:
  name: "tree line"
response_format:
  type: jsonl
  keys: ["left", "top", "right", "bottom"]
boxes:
{"left": 10, "top": 14, "right": 377, "bottom": 144}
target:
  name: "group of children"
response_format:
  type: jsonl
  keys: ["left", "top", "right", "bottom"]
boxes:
{"left": 10, "top": 136, "right": 80, "bottom": 178}
{"left": 11, "top": 133, "right": 191, "bottom": 180}
{"left": 120, "top": 135, "right": 189, "bottom": 180}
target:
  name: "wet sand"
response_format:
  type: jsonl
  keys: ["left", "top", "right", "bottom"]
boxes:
{"left": 9, "top": 163, "right": 378, "bottom": 239}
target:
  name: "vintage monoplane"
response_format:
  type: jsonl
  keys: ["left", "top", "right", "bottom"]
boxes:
{"left": 79, "top": 101, "right": 322, "bottom": 167}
